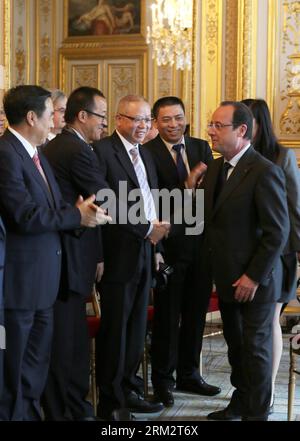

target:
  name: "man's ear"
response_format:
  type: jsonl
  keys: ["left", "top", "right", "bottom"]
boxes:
{"left": 26, "top": 110, "right": 36, "bottom": 127}
{"left": 77, "top": 110, "right": 87, "bottom": 123}
{"left": 238, "top": 123, "right": 248, "bottom": 138}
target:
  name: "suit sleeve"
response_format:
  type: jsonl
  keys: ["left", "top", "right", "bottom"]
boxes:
{"left": 282, "top": 149, "right": 300, "bottom": 251}
{"left": 94, "top": 144, "right": 150, "bottom": 240}
{"left": 0, "top": 148, "right": 81, "bottom": 234}
{"left": 245, "top": 164, "right": 290, "bottom": 284}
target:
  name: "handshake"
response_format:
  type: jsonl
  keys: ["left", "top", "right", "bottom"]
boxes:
{"left": 76, "top": 194, "right": 112, "bottom": 227}
{"left": 148, "top": 219, "right": 171, "bottom": 245}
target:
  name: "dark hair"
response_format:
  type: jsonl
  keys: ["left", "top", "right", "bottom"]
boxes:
{"left": 152, "top": 96, "right": 185, "bottom": 119}
{"left": 3, "top": 85, "right": 51, "bottom": 125}
{"left": 220, "top": 100, "right": 253, "bottom": 140}
{"left": 242, "top": 98, "right": 280, "bottom": 162}
{"left": 64, "top": 86, "right": 105, "bottom": 124}
{"left": 240, "top": 98, "right": 255, "bottom": 107}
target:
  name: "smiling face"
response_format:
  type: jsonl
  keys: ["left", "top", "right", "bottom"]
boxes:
{"left": 116, "top": 100, "right": 151, "bottom": 145}
{"left": 154, "top": 104, "right": 186, "bottom": 144}
{"left": 84, "top": 95, "right": 107, "bottom": 142}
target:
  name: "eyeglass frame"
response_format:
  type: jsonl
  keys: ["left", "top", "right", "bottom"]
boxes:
{"left": 54, "top": 107, "right": 66, "bottom": 114}
{"left": 118, "top": 113, "right": 153, "bottom": 125}
{"left": 207, "top": 122, "right": 234, "bottom": 130}
{"left": 84, "top": 109, "right": 107, "bottom": 120}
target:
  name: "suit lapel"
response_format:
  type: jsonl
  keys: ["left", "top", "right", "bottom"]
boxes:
{"left": 6, "top": 131, "right": 55, "bottom": 208}
{"left": 212, "top": 147, "right": 256, "bottom": 215}
{"left": 185, "top": 136, "right": 199, "bottom": 170}
{"left": 111, "top": 131, "right": 140, "bottom": 187}
{"left": 139, "top": 147, "right": 156, "bottom": 188}
{"left": 151, "top": 135, "right": 179, "bottom": 182}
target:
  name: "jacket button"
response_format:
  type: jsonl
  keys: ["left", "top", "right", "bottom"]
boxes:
{"left": 56, "top": 250, "right": 61, "bottom": 255}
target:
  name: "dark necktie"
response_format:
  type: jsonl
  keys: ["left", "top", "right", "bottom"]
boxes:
{"left": 172, "top": 144, "right": 188, "bottom": 184}
{"left": 214, "top": 161, "right": 232, "bottom": 203}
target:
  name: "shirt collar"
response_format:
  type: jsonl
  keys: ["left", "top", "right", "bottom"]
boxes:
{"left": 161, "top": 136, "right": 185, "bottom": 154}
{"left": 8, "top": 126, "right": 37, "bottom": 158}
{"left": 225, "top": 143, "right": 251, "bottom": 168}
{"left": 116, "top": 130, "right": 139, "bottom": 154}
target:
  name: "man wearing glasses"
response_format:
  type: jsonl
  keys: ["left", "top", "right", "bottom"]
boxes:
{"left": 143, "top": 96, "right": 220, "bottom": 408}
{"left": 198, "top": 101, "right": 289, "bottom": 420}
{"left": 42, "top": 86, "right": 110, "bottom": 421}
{"left": 93, "top": 95, "right": 169, "bottom": 420}
{"left": 48, "top": 89, "right": 67, "bottom": 141}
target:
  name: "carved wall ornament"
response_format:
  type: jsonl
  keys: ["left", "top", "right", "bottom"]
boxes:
{"left": 15, "top": 26, "right": 25, "bottom": 85}
{"left": 279, "top": 1, "right": 300, "bottom": 137}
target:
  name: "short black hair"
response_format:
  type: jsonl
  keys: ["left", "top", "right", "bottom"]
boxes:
{"left": 220, "top": 100, "right": 253, "bottom": 140}
{"left": 152, "top": 96, "right": 185, "bottom": 119}
{"left": 64, "top": 87, "right": 105, "bottom": 124}
{"left": 3, "top": 85, "right": 51, "bottom": 125}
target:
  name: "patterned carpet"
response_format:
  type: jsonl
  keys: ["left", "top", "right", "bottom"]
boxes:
{"left": 138, "top": 324, "right": 300, "bottom": 422}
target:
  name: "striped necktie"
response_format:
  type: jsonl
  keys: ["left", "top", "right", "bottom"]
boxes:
{"left": 129, "top": 147, "right": 156, "bottom": 222}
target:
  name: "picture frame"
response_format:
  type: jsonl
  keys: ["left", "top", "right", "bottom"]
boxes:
{"left": 64, "top": 0, "right": 145, "bottom": 43}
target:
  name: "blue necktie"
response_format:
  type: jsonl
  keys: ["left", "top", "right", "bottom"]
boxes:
{"left": 172, "top": 144, "right": 188, "bottom": 184}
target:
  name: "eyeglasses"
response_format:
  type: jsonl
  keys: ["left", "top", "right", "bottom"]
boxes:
{"left": 207, "top": 123, "right": 233, "bottom": 130}
{"left": 84, "top": 109, "right": 107, "bottom": 120}
{"left": 118, "top": 113, "right": 152, "bottom": 125}
{"left": 54, "top": 107, "right": 66, "bottom": 114}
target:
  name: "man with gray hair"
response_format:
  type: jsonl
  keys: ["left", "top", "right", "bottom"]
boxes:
{"left": 93, "top": 95, "right": 169, "bottom": 420}
{"left": 48, "top": 89, "right": 67, "bottom": 140}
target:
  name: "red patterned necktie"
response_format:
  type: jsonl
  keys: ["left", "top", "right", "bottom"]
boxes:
{"left": 33, "top": 151, "right": 50, "bottom": 190}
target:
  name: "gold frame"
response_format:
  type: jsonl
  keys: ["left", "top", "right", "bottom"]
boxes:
{"left": 63, "top": 0, "right": 146, "bottom": 45}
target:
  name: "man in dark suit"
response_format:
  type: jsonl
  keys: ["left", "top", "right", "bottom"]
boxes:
{"left": 41, "top": 86, "right": 111, "bottom": 421}
{"left": 198, "top": 101, "right": 289, "bottom": 420}
{"left": 0, "top": 216, "right": 5, "bottom": 396}
{"left": 143, "top": 96, "right": 220, "bottom": 407}
{"left": 0, "top": 85, "right": 107, "bottom": 421}
{"left": 93, "top": 95, "right": 169, "bottom": 420}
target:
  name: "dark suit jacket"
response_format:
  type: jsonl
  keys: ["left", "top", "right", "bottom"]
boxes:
{"left": 0, "top": 130, "right": 81, "bottom": 309}
{"left": 143, "top": 135, "right": 213, "bottom": 265}
{"left": 201, "top": 147, "right": 290, "bottom": 303}
{"left": 93, "top": 131, "right": 159, "bottom": 283}
{"left": 43, "top": 128, "right": 109, "bottom": 297}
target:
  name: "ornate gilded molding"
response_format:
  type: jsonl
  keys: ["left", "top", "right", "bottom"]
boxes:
{"left": 15, "top": 25, "right": 25, "bottom": 84}
{"left": 236, "top": 0, "right": 257, "bottom": 100}
{"left": 36, "top": 0, "right": 56, "bottom": 88}
{"left": 279, "top": 1, "right": 300, "bottom": 137}
{"left": 153, "top": 65, "right": 173, "bottom": 102}
{"left": 72, "top": 65, "right": 99, "bottom": 90}
{"left": 195, "top": 0, "right": 222, "bottom": 140}
{"left": 4, "top": 0, "right": 11, "bottom": 88}
{"left": 225, "top": 0, "right": 238, "bottom": 100}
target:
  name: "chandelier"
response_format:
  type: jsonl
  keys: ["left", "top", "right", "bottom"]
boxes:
{"left": 146, "top": 0, "right": 193, "bottom": 71}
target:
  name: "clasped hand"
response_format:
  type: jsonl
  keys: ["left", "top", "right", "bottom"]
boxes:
{"left": 148, "top": 219, "right": 171, "bottom": 245}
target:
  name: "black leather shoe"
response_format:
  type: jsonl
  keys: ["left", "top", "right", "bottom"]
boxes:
{"left": 98, "top": 408, "right": 135, "bottom": 421}
{"left": 176, "top": 377, "right": 221, "bottom": 396}
{"left": 125, "top": 391, "right": 164, "bottom": 413}
{"left": 207, "top": 407, "right": 241, "bottom": 421}
{"left": 153, "top": 387, "right": 174, "bottom": 407}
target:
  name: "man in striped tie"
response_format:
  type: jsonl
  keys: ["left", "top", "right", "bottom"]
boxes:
{"left": 93, "top": 95, "right": 170, "bottom": 420}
